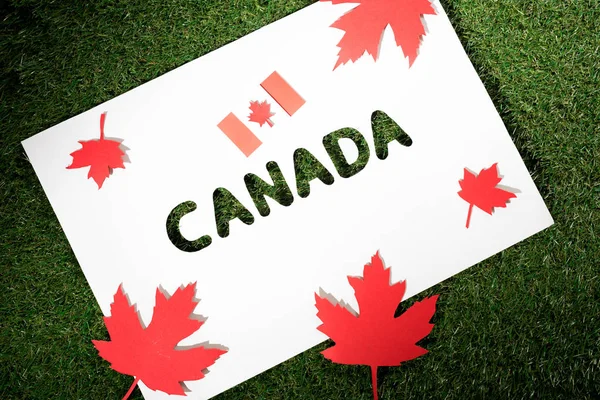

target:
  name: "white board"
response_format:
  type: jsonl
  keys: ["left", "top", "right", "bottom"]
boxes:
{"left": 22, "top": 2, "right": 553, "bottom": 399}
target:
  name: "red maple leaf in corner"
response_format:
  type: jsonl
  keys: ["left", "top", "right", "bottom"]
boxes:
{"left": 315, "top": 252, "right": 439, "bottom": 400}
{"left": 66, "top": 112, "right": 126, "bottom": 189}
{"left": 321, "top": 0, "right": 437, "bottom": 69}
{"left": 248, "top": 100, "right": 275, "bottom": 127}
{"left": 458, "top": 163, "right": 517, "bottom": 228}
{"left": 93, "top": 283, "right": 227, "bottom": 399}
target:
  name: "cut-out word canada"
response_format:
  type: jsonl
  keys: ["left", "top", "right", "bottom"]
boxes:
{"left": 166, "top": 111, "right": 412, "bottom": 252}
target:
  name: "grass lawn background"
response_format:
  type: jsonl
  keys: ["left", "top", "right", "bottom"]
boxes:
{"left": 1, "top": 0, "right": 598, "bottom": 398}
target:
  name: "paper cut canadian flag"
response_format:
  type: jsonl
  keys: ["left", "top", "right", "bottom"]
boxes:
{"left": 217, "top": 71, "right": 305, "bottom": 157}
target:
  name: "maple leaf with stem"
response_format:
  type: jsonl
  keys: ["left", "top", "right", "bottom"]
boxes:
{"left": 458, "top": 163, "right": 517, "bottom": 228}
{"left": 315, "top": 252, "right": 439, "bottom": 400}
{"left": 92, "top": 283, "right": 227, "bottom": 399}
{"left": 321, "top": 0, "right": 437, "bottom": 69}
{"left": 66, "top": 112, "right": 126, "bottom": 189}
{"left": 248, "top": 100, "right": 275, "bottom": 127}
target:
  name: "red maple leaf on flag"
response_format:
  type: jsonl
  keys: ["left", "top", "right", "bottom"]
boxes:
{"left": 458, "top": 163, "right": 517, "bottom": 228}
{"left": 66, "top": 112, "right": 126, "bottom": 189}
{"left": 315, "top": 252, "right": 439, "bottom": 400}
{"left": 321, "top": 0, "right": 437, "bottom": 69}
{"left": 92, "top": 283, "right": 227, "bottom": 399}
{"left": 248, "top": 100, "right": 275, "bottom": 127}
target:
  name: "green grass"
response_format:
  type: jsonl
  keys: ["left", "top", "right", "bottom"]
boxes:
{"left": 1, "top": 0, "right": 599, "bottom": 398}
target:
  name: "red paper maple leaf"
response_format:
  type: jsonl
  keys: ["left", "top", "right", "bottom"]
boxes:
{"left": 458, "top": 163, "right": 517, "bottom": 228}
{"left": 92, "top": 283, "right": 227, "bottom": 399}
{"left": 315, "top": 252, "right": 438, "bottom": 400}
{"left": 66, "top": 112, "right": 126, "bottom": 189}
{"left": 321, "top": 0, "right": 437, "bottom": 69}
{"left": 248, "top": 100, "right": 275, "bottom": 127}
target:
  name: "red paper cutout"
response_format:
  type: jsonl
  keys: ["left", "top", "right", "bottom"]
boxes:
{"left": 248, "top": 100, "right": 275, "bottom": 127}
{"left": 66, "top": 112, "right": 126, "bottom": 189}
{"left": 218, "top": 112, "right": 263, "bottom": 157}
{"left": 315, "top": 252, "right": 439, "bottom": 400}
{"left": 260, "top": 71, "right": 306, "bottom": 116}
{"left": 92, "top": 283, "right": 227, "bottom": 399}
{"left": 322, "top": 0, "right": 436, "bottom": 70}
{"left": 458, "top": 163, "right": 517, "bottom": 228}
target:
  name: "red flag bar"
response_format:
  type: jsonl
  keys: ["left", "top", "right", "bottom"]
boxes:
{"left": 217, "top": 112, "right": 262, "bottom": 157}
{"left": 261, "top": 71, "right": 305, "bottom": 116}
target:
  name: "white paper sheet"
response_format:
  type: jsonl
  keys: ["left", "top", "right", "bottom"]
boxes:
{"left": 22, "top": 2, "right": 553, "bottom": 398}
